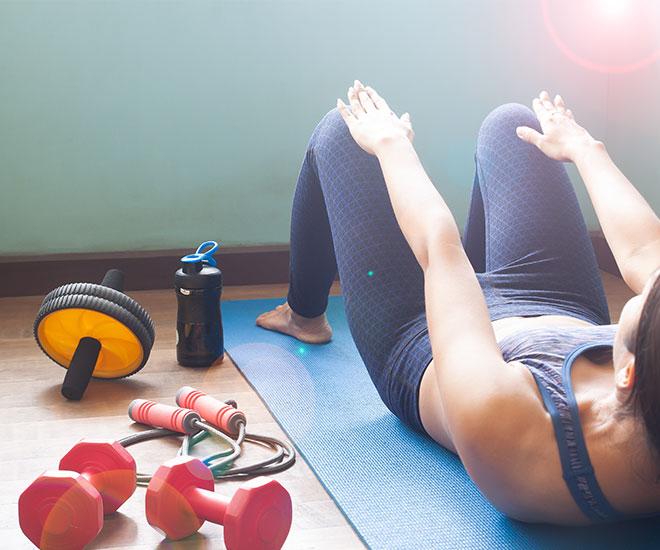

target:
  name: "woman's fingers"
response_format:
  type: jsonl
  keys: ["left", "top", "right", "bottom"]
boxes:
{"left": 354, "top": 80, "right": 376, "bottom": 113}
{"left": 347, "top": 86, "right": 363, "bottom": 117}
{"left": 554, "top": 94, "right": 576, "bottom": 120}
{"left": 534, "top": 91, "right": 573, "bottom": 123}
{"left": 357, "top": 87, "right": 375, "bottom": 112}
{"left": 539, "top": 90, "right": 562, "bottom": 121}
{"left": 347, "top": 80, "right": 381, "bottom": 115}
{"left": 532, "top": 97, "right": 550, "bottom": 122}
{"left": 337, "top": 98, "right": 355, "bottom": 126}
{"left": 516, "top": 125, "right": 543, "bottom": 147}
{"left": 365, "top": 86, "right": 390, "bottom": 111}
{"left": 539, "top": 90, "right": 555, "bottom": 111}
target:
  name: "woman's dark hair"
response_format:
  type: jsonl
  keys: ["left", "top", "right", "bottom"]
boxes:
{"left": 629, "top": 275, "right": 660, "bottom": 457}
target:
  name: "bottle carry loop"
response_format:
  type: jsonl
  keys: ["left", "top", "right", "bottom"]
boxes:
{"left": 181, "top": 241, "right": 218, "bottom": 267}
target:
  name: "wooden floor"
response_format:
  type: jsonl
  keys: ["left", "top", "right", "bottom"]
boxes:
{"left": 2, "top": 273, "right": 634, "bottom": 549}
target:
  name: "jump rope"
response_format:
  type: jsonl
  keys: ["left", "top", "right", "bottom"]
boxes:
{"left": 119, "top": 386, "right": 296, "bottom": 485}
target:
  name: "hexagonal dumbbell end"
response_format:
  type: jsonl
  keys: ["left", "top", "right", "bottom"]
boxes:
{"left": 146, "top": 456, "right": 292, "bottom": 550}
{"left": 18, "top": 470, "right": 103, "bottom": 550}
{"left": 224, "top": 476, "right": 293, "bottom": 550}
{"left": 59, "top": 438, "right": 137, "bottom": 514}
{"left": 145, "top": 455, "right": 214, "bottom": 540}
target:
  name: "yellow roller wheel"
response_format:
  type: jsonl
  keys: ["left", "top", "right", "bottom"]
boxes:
{"left": 34, "top": 270, "right": 154, "bottom": 400}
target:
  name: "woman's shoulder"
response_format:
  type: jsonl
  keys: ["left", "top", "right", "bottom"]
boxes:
{"left": 453, "top": 361, "right": 562, "bottom": 515}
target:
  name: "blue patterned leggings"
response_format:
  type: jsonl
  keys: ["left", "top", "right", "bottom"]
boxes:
{"left": 286, "top": 103, "right": 610, "bottom": 433}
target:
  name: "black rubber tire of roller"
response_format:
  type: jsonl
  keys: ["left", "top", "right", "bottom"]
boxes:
{"left": 33, "top": 293, "right": 154, "bottom": 379}
{"left": 40, "top": 282, "right": 154, "bottom": 341}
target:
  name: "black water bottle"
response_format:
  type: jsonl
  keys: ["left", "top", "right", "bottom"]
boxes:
{"left": 175, "top": 241, "right": 224, "bottom": 367}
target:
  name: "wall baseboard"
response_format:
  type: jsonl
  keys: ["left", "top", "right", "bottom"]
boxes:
{"left": 0, "top": 232, "right": 619, "bottom": 298}
{"left": 0, "top": 245, "right": 291, "bottom": 298}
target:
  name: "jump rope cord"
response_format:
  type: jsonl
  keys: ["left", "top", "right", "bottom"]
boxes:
{"left": 119, "top": 414, "right": 295, "bottom": 486}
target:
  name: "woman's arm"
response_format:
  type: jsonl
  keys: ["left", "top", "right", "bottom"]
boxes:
{"left": 517, "top": 92, "right": 660, "bottom": 294}
{"left": 337, "top": 82, "right": 533, "bottom": 453}
{"left": 336, "top": 81, "right": 464, "bottom": 271}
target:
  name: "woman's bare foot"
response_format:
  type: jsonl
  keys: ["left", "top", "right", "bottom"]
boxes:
{"left": 255, "top": 302, "right": 332, "bottom": 344}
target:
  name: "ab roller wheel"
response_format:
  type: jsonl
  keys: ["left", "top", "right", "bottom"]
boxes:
{"left": 34, "top": 269, "right": 154, "bottom": 400}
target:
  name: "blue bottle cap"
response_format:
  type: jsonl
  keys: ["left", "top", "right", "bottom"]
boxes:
{"left": 181, "top": 241, "right": 218, "bottom": 267}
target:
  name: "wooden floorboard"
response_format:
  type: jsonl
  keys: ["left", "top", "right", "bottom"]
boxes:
{"left": 2, "top": 274, "right": 633, "bottom": 549}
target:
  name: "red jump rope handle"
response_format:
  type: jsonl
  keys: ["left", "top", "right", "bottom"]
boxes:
{"left": 176, "top": 386, "right": 247, "bottom": 435}
{"left": 128, "top": 399, "right": 201, "bottom": 434}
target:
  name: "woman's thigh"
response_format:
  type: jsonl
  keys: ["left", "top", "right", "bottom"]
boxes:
{"left": 463, "top": 103, "right": 610, "bottom": 325}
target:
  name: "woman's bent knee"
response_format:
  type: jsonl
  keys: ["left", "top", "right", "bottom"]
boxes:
{"left": 309, "top": 108, "right": 367, "bottom": 160}
{"left": 313, "top": 107, "right": 344, "bottom": 135}
{"left": 478, "top": 103, "right": 539, "bottom": 139}
{"left": 309, "top": 107, "right": 353, "bottom": 149}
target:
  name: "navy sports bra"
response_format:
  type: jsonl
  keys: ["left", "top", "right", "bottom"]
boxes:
{"left": 497, "top": 324, "right": 658, "bottom": 523}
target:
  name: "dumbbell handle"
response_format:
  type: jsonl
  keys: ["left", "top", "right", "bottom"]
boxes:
{"left": 176, "top": 386, "right": 246, "bottom": 434}
{"left": 128, "top": 399, "right": 202, "bottom": 434}
{"left": 185, "top": 484, "right": 230, "bottom": 525}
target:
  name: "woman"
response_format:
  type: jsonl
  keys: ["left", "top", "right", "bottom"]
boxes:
{"left": 256, "top": 81, "right": 660, "bottom": 525}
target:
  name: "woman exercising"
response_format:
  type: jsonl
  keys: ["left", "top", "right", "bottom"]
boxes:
{"left": 256, "top": 81, "right": 660, "bottom": 525}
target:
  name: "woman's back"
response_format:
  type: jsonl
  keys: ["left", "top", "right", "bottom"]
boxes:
{"left": 454, "top": 321, "right": 660, "bottom": 524}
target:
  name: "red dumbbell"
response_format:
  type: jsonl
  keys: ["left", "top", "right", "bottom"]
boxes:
{"left": 18, "top": 439, "right": 136, "bottom": 550}
{"left": 146, "top": 455, "right": 292, "bottom": 550}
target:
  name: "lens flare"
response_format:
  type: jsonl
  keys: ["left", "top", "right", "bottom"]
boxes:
{"left": 542, "top": 0, "right": 660, "bottom": 73}
{"left": 600, "top": 0, "right": 629, "bottom": 18}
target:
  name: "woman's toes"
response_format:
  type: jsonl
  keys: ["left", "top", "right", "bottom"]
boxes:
{"left": 256, "top": 310, "right": 275, "bottom": 323}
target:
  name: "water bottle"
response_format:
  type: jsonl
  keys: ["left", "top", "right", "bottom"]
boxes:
{"left": 175, "top": 241, "right": 224, "bottom": 367}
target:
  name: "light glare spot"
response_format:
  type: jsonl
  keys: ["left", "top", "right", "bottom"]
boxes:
{"left": 600, "top": 0, "right": 629, "bottom": 18}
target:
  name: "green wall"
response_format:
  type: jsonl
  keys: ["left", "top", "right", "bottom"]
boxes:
{"left": 1, "top": 0, "right": 659, "bottom": 255}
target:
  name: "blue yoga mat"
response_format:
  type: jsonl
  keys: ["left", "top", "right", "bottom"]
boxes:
{"left": 223, "top": 296, "right": 660, "bottom": 550}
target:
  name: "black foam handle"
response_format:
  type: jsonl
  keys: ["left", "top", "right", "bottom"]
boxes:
{"left": 101, "top": 269, "right": 125, "bottom": 292}
{"left": 61, "top": 337, "right": 102, "bottom": 400}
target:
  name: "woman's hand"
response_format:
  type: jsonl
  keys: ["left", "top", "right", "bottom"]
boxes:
{"left": 337, "top": 80, "right": 414, "bottom": 156}
{"left": 516, "top": 91, "right": 600, "bottom": 163}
